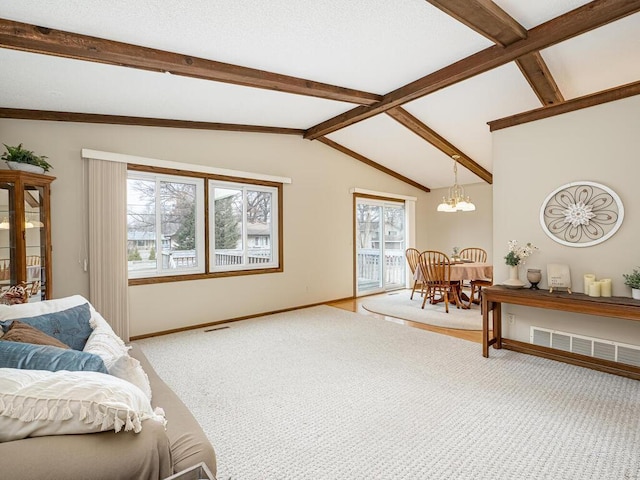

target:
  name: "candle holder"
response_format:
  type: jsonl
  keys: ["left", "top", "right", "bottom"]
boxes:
{"left": 527, "top": 269, "right": 542, "bottom": 290}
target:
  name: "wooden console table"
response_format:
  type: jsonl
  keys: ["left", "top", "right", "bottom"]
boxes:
{"left": 482, "top": 286, "right": 640, "bottom": 379}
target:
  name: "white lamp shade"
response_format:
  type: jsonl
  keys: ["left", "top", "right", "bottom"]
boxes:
{"left": 456, "top": 200, "right": 469, "bottom": 211}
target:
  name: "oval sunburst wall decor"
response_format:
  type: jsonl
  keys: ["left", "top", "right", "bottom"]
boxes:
{"left": 539, "top": 181, "right": 624, "bottom": 247}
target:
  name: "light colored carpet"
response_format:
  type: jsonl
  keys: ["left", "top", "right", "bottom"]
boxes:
{"left": 361, "top": 289, "right": 483, "bottom": 330}
{"left": 137, "top": 305, "right": 640, "bottom": 480}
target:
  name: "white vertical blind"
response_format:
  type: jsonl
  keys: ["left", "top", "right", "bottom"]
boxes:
{"left": 87, "top": 158, "right": 129, "bottom": 340}
{"left": 404, "top": 199, "right": 416, "bottom": 288}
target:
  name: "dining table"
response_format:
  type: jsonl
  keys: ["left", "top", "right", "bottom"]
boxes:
{"left": 414, "top": 261, "right": 493, "bottom": 308}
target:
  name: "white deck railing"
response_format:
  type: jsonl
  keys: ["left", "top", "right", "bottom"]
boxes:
{"left": 357, "top": 249, "right": 405, "bottom": 288}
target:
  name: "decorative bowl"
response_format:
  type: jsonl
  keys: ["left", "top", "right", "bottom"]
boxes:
{"left": 6, "top": 162, "right": 45, "bottom": 174}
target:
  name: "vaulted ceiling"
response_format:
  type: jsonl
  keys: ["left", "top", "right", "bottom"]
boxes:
{"left": 1, "top": 1, "right": 639, "bottom": 192}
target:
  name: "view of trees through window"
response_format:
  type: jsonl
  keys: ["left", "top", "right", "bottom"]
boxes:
{"left": 127, "top": 176, "right": 200, "bottom": 275}
{"left": 127, "top": 170, "right": 280, "bottom": 279}
{"left": 214, "top": 189, "right": 242, "bottom": 250}
{"left": 211, "top": 185, "right": 274, "bottom": 268}
{"left": 356, "top": 203, "right": 404, "bottom": 249}
{"left": 355, "top": 198, "right": 405, "bottom": 294}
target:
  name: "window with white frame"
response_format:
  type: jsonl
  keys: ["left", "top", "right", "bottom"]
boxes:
{"left": 127, "top": 171, "right": 205, "bottom": 278}
{"left": 209, "top": 180, "right": 279, "bottom": 271}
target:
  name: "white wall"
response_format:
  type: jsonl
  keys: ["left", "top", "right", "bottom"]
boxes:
{"left": 492, "top": 95, "right": 640, "bottom": 345}
{"left": 1, "top": 119, "right": 444, "bottom": 336}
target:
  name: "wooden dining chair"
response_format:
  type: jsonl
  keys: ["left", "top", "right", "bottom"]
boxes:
{"left": 405, "top": 248, "right": 424, "bottom": 299}
{"left": 418, "top": 250, "right": 460, "bottom": 313}
{"left": 460, "top": 247, "right": 492, "bottom": 307}
{"left": 26, "top": 255, "right": 41, "bottom": 266}
{"left": 459, "top": 247, "right": 487, "bottom": 263}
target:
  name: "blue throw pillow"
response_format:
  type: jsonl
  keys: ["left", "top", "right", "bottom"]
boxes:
{"left": 0, "top": 341, "right": 108, "bottom": 373}
{"left": 0, "top": 303, "right": 93, "bottom": 350}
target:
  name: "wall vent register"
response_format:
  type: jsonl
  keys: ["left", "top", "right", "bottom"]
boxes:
{"left": 531, "top": 326, "right": 640, "bottom": 367}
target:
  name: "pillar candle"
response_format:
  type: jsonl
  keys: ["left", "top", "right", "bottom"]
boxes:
{"left": 600, "top": 278, "right": 612, "bottom": 297}
{"left": 588, "top": 281, "right": 601, "bottom": 297}
{"left": 583, "top": 274, "right": 596, "bottom": 294}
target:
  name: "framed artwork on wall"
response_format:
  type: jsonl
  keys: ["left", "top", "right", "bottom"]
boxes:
{"left": 539, "top": 181, "right": 624, "bottom": 248}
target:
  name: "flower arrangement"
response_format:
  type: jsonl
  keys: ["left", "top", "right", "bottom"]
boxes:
{"left": 504, "top": 240, "right": 538, "bottom": 266}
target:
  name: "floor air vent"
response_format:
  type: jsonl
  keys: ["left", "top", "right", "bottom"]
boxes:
{"left": 530, "top": 326, "right": 640, "bottom": 366}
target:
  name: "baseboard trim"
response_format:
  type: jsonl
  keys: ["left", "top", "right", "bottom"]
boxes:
{"left": 502, "top": 338, "right": 640, "bottom": 381}
{"left": 130, "top": 295, "right": 355, "bottom": 340}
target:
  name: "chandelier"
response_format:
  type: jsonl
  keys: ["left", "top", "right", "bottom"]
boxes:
{"left": 436, "top": 155, "right": 476, "bottom": 212}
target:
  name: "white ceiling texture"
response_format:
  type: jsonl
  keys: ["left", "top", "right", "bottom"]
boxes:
{"left": 0, "top": 1, "right": 639, "bottom": 190}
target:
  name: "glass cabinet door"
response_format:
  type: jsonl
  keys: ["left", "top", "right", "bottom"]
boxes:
{"left": 24, "top": 184, "right": 46, "bottom": 301}
{"left": 0, "top": 181, "right": 16, "bottom": 289}
{"left": 0, "top": 170, "right": 54, "bottom": 303}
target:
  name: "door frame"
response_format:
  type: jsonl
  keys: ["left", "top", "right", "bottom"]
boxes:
{"left": 353, "top": 192, "right": 414, "bottom": 297}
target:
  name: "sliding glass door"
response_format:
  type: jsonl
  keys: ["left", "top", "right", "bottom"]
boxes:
{"left": 355, "top": 197, "right": 405, "bottom": 296}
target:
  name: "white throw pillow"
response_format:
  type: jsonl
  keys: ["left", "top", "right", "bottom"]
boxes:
{"left": 83, "top": 310, "right": 130, "bottom": 367}
{"left": 107, "top": 354, "right": 153, "bottom": 400}
{"left": 0, "top": 368, "right": 165, "bottom": 442}
{"left": 83, "top": 310, "right": 153, "bottom": 401}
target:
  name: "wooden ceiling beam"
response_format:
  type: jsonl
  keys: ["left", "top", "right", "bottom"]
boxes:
{"left": 425, "top": 0, "right": 527, "bottom": 46}
{"left": 427, "top": 0, "right": 563, "bottom": 106}
{"left": 386, "top": 107, "right": 492, "bottom": 184}
{"left": 516, "top": 52, "right": 564, "bottom": 105}
{"left": 0, "top": 18, "right": 382, "bottom": 106}
{"left": 488, "top": 80, "right": 640, "bottom": 131}
{"left": 0, "top": 108, "right": 305, "bottom": 135}
{"left": 316, "top": 137, "right": 431, "bottom": 193}
{"left": 305, "top": 0, "right": 640, "bottom": 139}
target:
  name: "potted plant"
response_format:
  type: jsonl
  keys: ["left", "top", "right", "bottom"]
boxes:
{"left": 623, "top": 267, "right": 640, "bottom": 300}
{"left": 1, "top": 143, "right": 52, "bottom": 174}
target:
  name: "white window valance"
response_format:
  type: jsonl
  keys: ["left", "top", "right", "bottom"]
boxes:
{"left": 82, "top": 149, "right": 292, "bottom": 184}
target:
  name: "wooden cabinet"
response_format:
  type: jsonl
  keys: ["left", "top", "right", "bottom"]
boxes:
{"left": 0, "top": 170, "right": 55, "bottom": 301}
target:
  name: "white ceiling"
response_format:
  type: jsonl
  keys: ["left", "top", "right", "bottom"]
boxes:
{"left": 0, "top": 1, "right": 639, "bottom": 190}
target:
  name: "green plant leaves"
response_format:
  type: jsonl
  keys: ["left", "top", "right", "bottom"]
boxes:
{"left": 1, "top": 143, "right": 52, "bottom": 172}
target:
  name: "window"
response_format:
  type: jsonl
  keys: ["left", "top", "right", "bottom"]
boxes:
{"left": 127, "top": 172, "right": 205, "bottom": 278}
{"left": 127, "top": 166, "right": 281, "bottom": 283}
{"left": 209, "top": 181, "right": 279, "bottom": 271}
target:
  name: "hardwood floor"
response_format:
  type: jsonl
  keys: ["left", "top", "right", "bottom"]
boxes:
{"left": 327, "top": 290, "right": 483, "bottom": 344}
